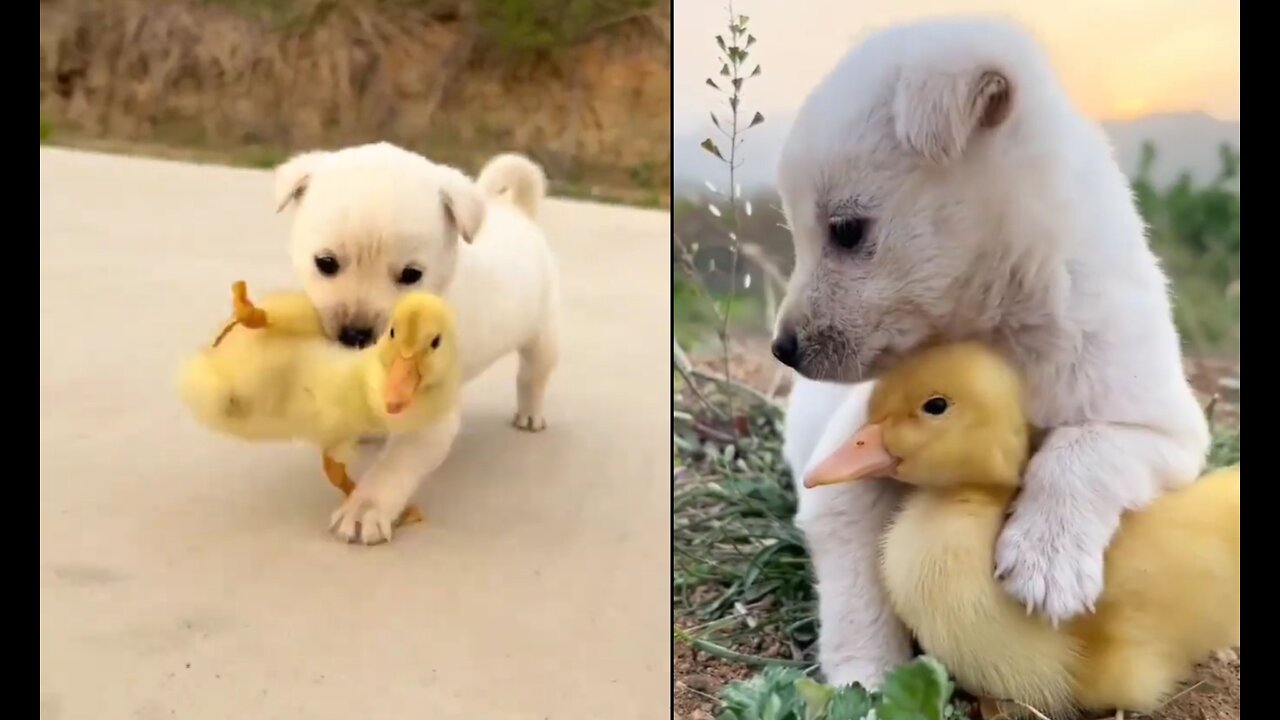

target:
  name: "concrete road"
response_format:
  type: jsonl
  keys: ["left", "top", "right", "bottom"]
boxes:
{"left": 39, "top": 148, "right": 671, "bottom": 720}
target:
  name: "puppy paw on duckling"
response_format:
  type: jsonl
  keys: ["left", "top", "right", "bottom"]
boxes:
{"left": 806, "top": 342, "right": 1239, "bottom": 719}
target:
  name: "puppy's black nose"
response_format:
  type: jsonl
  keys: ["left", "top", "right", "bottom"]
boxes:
{"left": 338, "top": 326, "right": 375, "bottom": 349}
{"left": 771, "top": 331, "right": 800, "bottom": 368}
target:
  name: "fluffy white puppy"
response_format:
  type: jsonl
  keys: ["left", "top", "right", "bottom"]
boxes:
{"left": 772, "top": 19, "right": 1210, "bottom": 685}
{"left": 275, "top": 142, "right": 560, "bottom": 544}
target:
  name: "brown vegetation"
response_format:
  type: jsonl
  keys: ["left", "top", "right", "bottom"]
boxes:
{"left": 39, "top": 0, "right": 671, "bottom": 200}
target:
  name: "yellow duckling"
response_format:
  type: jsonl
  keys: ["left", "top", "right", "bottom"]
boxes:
{"left": 805, "top": 342, "right": 1239, "bottom": 719}
{"left": 178, "top": 282, "right": 461, "bottom": 524}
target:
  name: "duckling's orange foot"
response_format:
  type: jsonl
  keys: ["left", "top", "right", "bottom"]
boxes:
{"left": 397, "top": 504, "right": 425, "bottom": 526}
{"left": 230, "top": 281, "right": 269, "bottom": 329}
{"left": 511, "top": 412, "right": 547, "bottom": 432}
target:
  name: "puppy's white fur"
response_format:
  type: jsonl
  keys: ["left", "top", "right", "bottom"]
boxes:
{"left": 776, "top": 19, "right": 1209, "bottom": 686}
{"left": 277, "top": 142, "right": 560, "bottom": 543}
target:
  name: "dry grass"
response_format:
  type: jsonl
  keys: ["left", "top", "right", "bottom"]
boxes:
{"left": 39, "top": 0, "right": 670, "bottom": 198}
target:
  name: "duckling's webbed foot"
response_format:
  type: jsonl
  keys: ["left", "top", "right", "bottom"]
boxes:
{"left": 322, "top": 452, "right": 357, "bottom": 496}
{"left": 397, "top": 505, "right": 424, "bottom": 526}
{"left": 322, "top": 452, "right": 424, "bottom": 527}
{"left": 231, "top": 281, "right": 269, "bottom": 329}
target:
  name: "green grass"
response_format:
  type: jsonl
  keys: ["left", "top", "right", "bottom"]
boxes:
{"left": 674, "top": 386, "right": 815, "bottom": 666}
{"left": 199, "top": 0, "right": 659, "bottom": 52}
{"left": 674, "top": 278, "right": 768, "bottom": 349}
{"left": 1208, "top": 424, "right": 1241, "bottom": 468}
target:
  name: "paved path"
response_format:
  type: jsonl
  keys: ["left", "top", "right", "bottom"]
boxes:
{"left": 39, "top": 148, "right": 671, "bottom": 720}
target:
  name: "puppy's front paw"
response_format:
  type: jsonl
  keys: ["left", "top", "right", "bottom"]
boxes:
{"left": 512, "top": 412, "right": 547, "bottom": 432}
{"left": 995, "top": 503, "right": 1107, "bottom": 623}
{"left": 329, "top": 491, "right": 420, "bottom": 545}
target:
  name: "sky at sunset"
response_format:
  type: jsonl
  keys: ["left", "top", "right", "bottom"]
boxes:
{"left": 673, "top": 0, "right": 1240, "bottom": 135}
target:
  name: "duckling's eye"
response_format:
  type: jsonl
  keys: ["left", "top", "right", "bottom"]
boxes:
{"left": 397, "top": 266, "right": 423, "bottom": 285}
{"left": 314, "top": 255, "right": 341, "bottom": 277}
{"left": 430, "top": 334, "right": 441, "bottom": 349}
{"left": 921, "top": 396, "right": 950, "bottom": 416}
{"left": 389, "top": 328, "right": 395, "bottom": 340}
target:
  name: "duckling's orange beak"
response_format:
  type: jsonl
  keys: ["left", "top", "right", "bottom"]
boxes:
{"left": 384, "top": 353, "right": 421, "bottom": 415}
{"left": 804, "top": 424, "right": 899, "bottom": 488}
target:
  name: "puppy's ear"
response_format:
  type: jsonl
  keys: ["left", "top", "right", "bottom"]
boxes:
{"left": 274, "top": 151, "right": 330, "bottom": 213}
{"left": 438, "top": 177, "right": 486, "bottom": 244}
{"left": 893, "top": 69, "right": 1013, "bottom": 165}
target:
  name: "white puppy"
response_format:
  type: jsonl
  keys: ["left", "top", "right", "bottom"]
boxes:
{"left": 274, "top": 142, "right": 560, "bottom": 544}
{"left": 773, "top": 19, "right": 1209, "bottom": 686}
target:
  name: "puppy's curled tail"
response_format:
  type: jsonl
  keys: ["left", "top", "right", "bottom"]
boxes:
{"left": 476, "top": 153, "right": 547, "bottom": 219}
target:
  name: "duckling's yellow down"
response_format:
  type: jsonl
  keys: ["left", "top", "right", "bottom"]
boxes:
{"left": 178, "top": 286, "right": 460, "bottom": 451}
{"left": 810, "top": 343, "right": 1239, "bottom": 717}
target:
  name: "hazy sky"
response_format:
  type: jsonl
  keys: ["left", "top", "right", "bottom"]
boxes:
{"left": 673, "top": 0, "right": 1240, "bottom": 135}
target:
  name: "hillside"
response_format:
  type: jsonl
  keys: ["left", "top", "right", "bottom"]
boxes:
{"left": 39, "top": 0, "right": 671, "bottom": 205}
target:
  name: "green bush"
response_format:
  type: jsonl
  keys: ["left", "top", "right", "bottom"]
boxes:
{"left": 718, "top": 658, "right": 965, "bottom": 720}
{"left": 199, "top": 0, "right": 656, "bottom": 50}
{"left": 476, "top": 0, "right": 656, "bottom": 53}
{"left": 1133, "top": 142, "right": 1240, "bottom": 353}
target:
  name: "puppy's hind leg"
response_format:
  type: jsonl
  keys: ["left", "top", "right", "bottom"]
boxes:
{"left": 513, "top": 321, "right": 557, "bottom": 432}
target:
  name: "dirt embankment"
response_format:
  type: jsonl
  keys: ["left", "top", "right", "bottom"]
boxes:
{"left": 39, "top": 0, "right": 671, "bottom": 202}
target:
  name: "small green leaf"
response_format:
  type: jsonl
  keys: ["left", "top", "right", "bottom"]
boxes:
{"left": 706, "top": 78, "right": 721, "bottom": 90}
{"left": 701, "top": 138, "right": 726, "bottom": 161}
{"left": 719, "top": 668, "right": 810, "bottom": 720}
{"left": 795, "top": 678, "right": 834, "bottom": 720}
{"left": 751, "top": 65, "right": 763, "bottom": 78}
{"left": 730, "top": 96, "right": 739, "bottom": 111}
{"left": 711, "top": 112, "right": 723, "bottom": 130}
{"left": 739, "top": 14, "right": 749, "bottom": 25}
{"left": 717, "top": 34, "right": 727, "bottom": 52}
{"left": 733, "top": 78, "right": 744, "bottom": 92}
{"left": 827, "top": 685, "right": 875, "bottom": 720}
{"left": 747, "top": 34, "right": 757, "bottom": 48}
{"left": 876, "top": 657, "right": 954, "bottom": 720}
{"left": 764, "top": 693, "right": 783, "bottom": 720}
{"left": 749, "top": 112, "right": 765, "bottom": 129}
{"left": 721, "top": 63, "right": 731, "bottom": 77}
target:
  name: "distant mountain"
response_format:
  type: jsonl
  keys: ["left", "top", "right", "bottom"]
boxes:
{"left": 674, "top": 111, "right": 1240, "bottom": 196}
{"left": 1104, "top": 112, "right": 1240, "bottom": 186}
{"left": 674, "top": 119, "right": 788, "bottom": 195}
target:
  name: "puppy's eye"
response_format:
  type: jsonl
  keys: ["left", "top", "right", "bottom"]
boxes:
{"left": 315, "top": 255, "right": 341, "bottom": 277}
{"left": 397, "top": 267, "right": 424, "bottom": 285}
{"left": 430, "top": 334, "right": 441, "bottom": 349}
{"left": 829, "top": 217, "right": 868, "bottom": 251}
{"left": 921, "top": 396, "right": 950, "bottom": 416}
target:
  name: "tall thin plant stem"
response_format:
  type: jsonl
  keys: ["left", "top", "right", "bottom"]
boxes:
{"left": 718, "top": 1, "right": 742, "bottom": 420}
